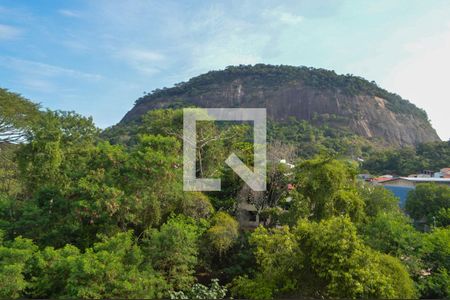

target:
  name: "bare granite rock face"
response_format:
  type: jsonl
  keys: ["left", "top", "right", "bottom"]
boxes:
{"left": 120, "top": 65, "right": 440, "bottom": 147}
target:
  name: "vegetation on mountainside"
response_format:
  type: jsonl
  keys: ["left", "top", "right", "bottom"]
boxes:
{"left": 0, "top": 91, "right": 449, "bottom": 299}
{"left": 135, "top": 64, "right": 428, "bottom": 120}
{"left": 104, "top": 111, "right": 375, "bottom": 161}
{"left": 362, "top": 141, "right": 450, "bottom": 176}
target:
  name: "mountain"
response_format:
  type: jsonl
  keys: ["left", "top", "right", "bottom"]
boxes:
{"left": 120, "top": 64, "right": 440, "bottom": 147}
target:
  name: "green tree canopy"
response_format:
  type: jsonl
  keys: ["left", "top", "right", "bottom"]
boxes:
{"left": 142, "top": 215, "right": 206, "bottom": 291}
{"left": 405, "top": 183, "right": 450, "bottom": 227}
{"left": 0, "top": 88, "right": 40, "bottom": 144}
{"left": 290, "top": 157, "right": 365, "bottom": 222}
{"left": 232, "top": 216, "right": 416, "bottom": 299}
{"left": 206, "top": 212, "right": 239, "bottom": 256}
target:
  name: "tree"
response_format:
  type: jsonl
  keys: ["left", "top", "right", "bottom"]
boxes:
{"left": 64, "top": 231, "right": 167, "bottom": 298}
{"left": 362, "top": 141, "right": 450, "bottom": 176}
{"left": 29, "top": 231, "right": 168, "bottom": 299}
{"left": 169, "top": 279, "right": 227, "bottom": 299}
{"left": 416, "top": 141, "right": 450, "bottom": 171}
{"left": 123, "top": 134, "right": 183, "bottom": 230}
{"left": 405, "top": 183, "right": 450, "bottom": 227}
{"left": 142, "top": 215, "right": 206, "bottom": 291}
{"left": 362, "top": 147, "right": 423, "bottom": 176}
{"left": 1, "top": 89, "right": 448, "bottom": 300}
{"left": 237, "top": 160, "right": 292, "bottom": 225}
{"left": 360, "top": 212, "right": 422, "bottom": 257}
{"left": 179, "top": 192, "right": 214, "bottom": 220}
{"left": 231, "top": 274, "right": 275, "bottom": 300}
{"left": 204, "top": 231, "right": 256, "bottom": 283}
{"left": 16, "top": 111, "right": 63, "bottom": 194}
{"left": 206, "top": 212, "right": 239, "bottom": 256}
{"left": 418, "top": 227, "right": 450, "bottom": 298}
{"left": 0, "top": 88, "right": 40, "bottom": 144}
{"left": 358, "top": 183, "right": 399, "bottom": 218}
{"left": 0, "top": 233, "right": 37, "bottom": 299}
{"left": 17, "top": 110, "right": 99, "bottom": 195}
{"left": 0, "top": 143, "right": 22, "bottom": 196}
{"left": 377, "top": 253, "right": 418, "bottom": 299}
{"left": 247, "top": 225, "right": 299, "bottom": 296}
{"left": 292, "top": 157, "right": 365, "bottom": 222}
{"left": 140, "top": 108, "right": 253, "bottom": 185}
{"left": 292, "top": 217, "right": 415, "bottom": 298}
{"left": 11, "top": 111, "right": 102, "bottom": 247}
{"left": 359, "top": 211, "right": 424, "bottom": 277}
{"left": 233, "top": 217, "right": 416, "bottom": 299}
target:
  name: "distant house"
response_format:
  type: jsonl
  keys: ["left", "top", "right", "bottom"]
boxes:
{"left": 378, "top": 177, "right": 450, "bottom": 207}
{"left": 408, "top": 173, "right": 432, "bottom": 178}
{"left": 421, "top": 170, "right": 435, "bottom": 177}
{"left": 434, "top": 168, "right": 450, "bottom": 178}
{"left": 236, "top": 200, "right": 259, "bottom": 228}
{"left": 379, "top": 177, "right": 450, "bottom": 187}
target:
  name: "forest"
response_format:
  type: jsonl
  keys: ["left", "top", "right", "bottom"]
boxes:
{"left": 0, "top": 88, "right": 449, "bottom": 299}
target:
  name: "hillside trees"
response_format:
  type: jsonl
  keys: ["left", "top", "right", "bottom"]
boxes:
{"left": 358, "top": 184, "right": 399, "bottom": 218}
{"left": 406, "top": 183, "right": 450, "bottom": 228}
{"left": 1, "top": 93, "right": 449, "bottom": 299}
{"left": 142, "top": 215, "right": 206, "bottom": 291}
{"left": 288, "top": 157, "right": 364, "bottom": 222}
{"left": 0, "top": 88, "right": 40, "bottom": 144}
{"left": 0, "top": 143, "right": 21, "bottom": 196}
{"left": 8, "top": 111, "right": 101, "bottom": 247}
{"left": 206, "top": 211, "right": 239, "bottom": 256}
{"left": 0, "top": 231, "right": 170, "bottom": 299}
{"left": 6, "top": 110, "right": 210, "bottom": 248}
{"left": 0, "top": 90, "right": 40, "bottom": 199}
{"left": 17, "top": 110, "right": 99, "bottom": 195}
{"left": 231, "top": 156, "right": 422, "bottom": 299}
{"left": 362, "top": 141, "right": 450, "bottom": 176}
{"left": 0, "top": 233, "right": 37, "bottom": 298}
{"left": 232, "top": 217, "right": 416, "bottom": 299}
{"left": 417, "top": 227, "right": 450, "bottom": 298}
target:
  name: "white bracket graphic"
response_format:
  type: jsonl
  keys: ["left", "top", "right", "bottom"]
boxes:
{"left": 183, "top": 108, "right": 266, "bottom": 191}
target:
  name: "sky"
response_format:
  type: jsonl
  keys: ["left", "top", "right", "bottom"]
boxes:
{"left": 0, "top": 0, "right": 449, "bottom": 140}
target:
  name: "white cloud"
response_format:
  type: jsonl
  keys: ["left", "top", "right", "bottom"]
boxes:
{"left": 61, "top": 38, "right": 89, "bottom": 52}
{"left": 117, "top": 49, "right": 165, "bottom": 74}
{"left": 0, "top": 56, "right": 103, "bottom": 94}
{"left": 0, "top": 24, "right": 21, "bottom": 39}
{"left": 19, "top": 78, "right": 58, "bottom": 92}
{"left": 125, "top": 49, "right": 164, "bottom": 62}
{"left": 0, "top": 56, "right": 102, "bottom": 80}
{"left": 58, "top": 9, "right": 81, "bottom": 18}
{"left": 263, "top": 7, "right": 303, "bottom": 25}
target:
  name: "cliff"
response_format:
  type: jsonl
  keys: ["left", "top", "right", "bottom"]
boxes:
{"left": 120, "top": 64, "right": 440, "bottom": 147}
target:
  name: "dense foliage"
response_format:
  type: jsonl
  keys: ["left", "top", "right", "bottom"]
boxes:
{"left": 231, "top": 216, "right": 416, "bottom": 299}
{"left": 363, "top": 141, "right": 450, "bottom": 175}
{"left": 0, "top": 92, "right": 448, "bottom": 299}
{"left": 0, "top": 88, "right": 40, "bottom": 143}
{"left": 406, "top": 183, "right": 450, "bottom": 228}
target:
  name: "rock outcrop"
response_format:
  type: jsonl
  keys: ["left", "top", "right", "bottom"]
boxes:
{"left": 120, "top": 64, "right": 440, "bottom": 147}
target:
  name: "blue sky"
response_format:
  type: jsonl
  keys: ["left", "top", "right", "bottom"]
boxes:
{"left": 0, "top": 0, "right": 449, "bottom": 140}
